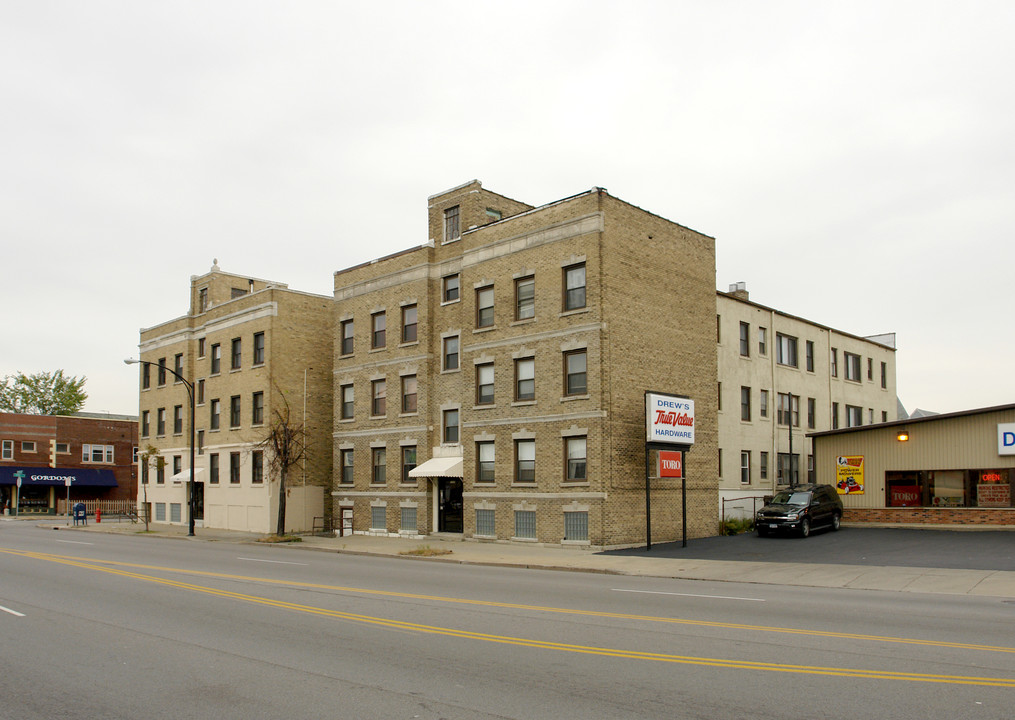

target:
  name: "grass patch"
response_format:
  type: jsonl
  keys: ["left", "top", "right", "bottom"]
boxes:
{"left": 721, "top": 517, "right": 755, "bottom": 536}
{"left": 257, "top": 534, "right": 304, "bottom": 543}
{"left": 399, "top": 545, "right": 453, "bottom": 557}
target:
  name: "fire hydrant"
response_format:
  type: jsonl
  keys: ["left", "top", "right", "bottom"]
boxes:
{"left": 96, "top": 508, "right": 101, "bottom": 523}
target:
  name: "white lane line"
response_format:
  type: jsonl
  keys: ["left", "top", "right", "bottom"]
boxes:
{"left": 0, "top": 605, "right": 26, "bottom": 617}
{"left": 54, "top": 539, "right": 93, "bottom": 545}
{"left": 237, "top": 557, "right": 308, "bottom": 566}
{"left": 612, "top": 588, "right": 765, "bottom": 602}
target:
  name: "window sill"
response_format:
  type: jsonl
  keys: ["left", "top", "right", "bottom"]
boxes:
{"left": 510, "top": 536, "right": 538, "bottom": 543}
{"left": 440, "top": 298, "right": 461, "bottom": 306}
{"left": 338, "top": 418, "right": 354, "bottom": 424}
{"left": 473, "top": 403, "right": 497, "bottom": 411}
{"left": 510, "top": 318, "right": 536, "bottom": 327}
{"left": 511, "top": 482, "right": 538, "bottom": 488}
{"left": 473, "top": 326, "right": 496, "bottom": 334}
{"left": 560, "top": 394, "right": 589, "bottom": 403}
{"left": 511, "top": 400, "right": 536, "bottom": 407}
{"left": 369, "top": 415, "right": 387, "bottom": 421}
{"left": 562, "top": 481, "right": 590, "bottom": 487}
{"left": 441, "top": 368, "right": 461, "bottom": 375}
{"left": 229, "top": 368, "right": 242, "bottom": 374}
{"left": 369, "top": 347, "right": 386, "bottom": 353}
{"left": 559, "top": 307, "right": 590, "bottom": 318}
{"left": 398, "top": 411, "right": 419, "bottom": 418}
{"left": 398, "top": 340, "right": 419, "bottom": 348}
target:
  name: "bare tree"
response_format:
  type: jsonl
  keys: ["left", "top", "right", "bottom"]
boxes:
{"left": 138, "top": 445, "right": 162, "bottom": 532}
{"left": 257, "top": 387, "right": 305, "bottom": 536}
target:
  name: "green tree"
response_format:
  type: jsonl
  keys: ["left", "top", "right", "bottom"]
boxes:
{"left": 0, "top": 370, "right": 87, "bottom": 415}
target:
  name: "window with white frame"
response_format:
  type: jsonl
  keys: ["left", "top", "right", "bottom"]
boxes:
{"left": 740, "top": 451, "right": 751, "bottom": 484}
{"left": 476, "top": 441, "right": 495, "bottom": 483}
{"left": 401, "top": 305, "right": 417, "bottom": 343}
{"left": 566, "top": 437, "right": 587, "bottom": 482}
{"left": 563, "top": 263, "right": 586, "bottom": 311}
{"left": 739, "top": 322, "right": 750, "bottom": 356}
{"left": 82, "top": 444, "right": 114, "bottom": 463}
{"left": 776, "top": 333, "right": 798, "bottom": 367}
{"left": 442, "top": 274, "right": 460, "bottom": 303}
{"left": 476, "top": 364, "right": 494, "bottom": 405}
{"left": 740, "top": 386, "right": 751, "bottom": 421}
{"left": 515, "top": 440, "right": 535, "bottom": 482}
{"left": 1, "top": 440, "right": 12, "bottom": 460}
{"left": 515, "top": 357, "right": 535, "bottom": 401}
{"left": 515, "top": 276, "right": 535, "bottom": 320}
{"left": 443, "top": 335, "right": 459, "bottom": 371}
{"left": 844, "top": 352, "right": 862, "bottom": 381}
{"left": 846, "top": 404, "right": 863, "bottom": 427}
{"left": 476, "top": 286, "right": 495, "bottom": 328}
{"left": 443, "top": 409, "right": 459, "bottom": 444}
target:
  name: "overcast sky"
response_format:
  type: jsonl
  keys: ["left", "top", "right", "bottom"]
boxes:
{"left": 2, "top": 1, "right": 1012, "bottom": 416}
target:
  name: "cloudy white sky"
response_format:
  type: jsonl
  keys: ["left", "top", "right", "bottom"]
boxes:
{"left": 2, "top": 1, "right": 1013, "bottom": 416}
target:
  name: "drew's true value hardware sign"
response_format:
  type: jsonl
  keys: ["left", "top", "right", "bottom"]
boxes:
{"left": 646, "top": 393, "right": 695, "bottom": 445}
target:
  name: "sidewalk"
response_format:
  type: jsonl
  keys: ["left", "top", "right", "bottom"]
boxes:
{"left": 42, "top": 518, "right": 1015, "bottom": 599}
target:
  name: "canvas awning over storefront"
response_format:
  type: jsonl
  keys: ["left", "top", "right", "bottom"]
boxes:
{"left": 0, "top": 466, "right": 118, "bottom": 487}
{"left": 408, "top": 456, "right": 463, "bottom": 478}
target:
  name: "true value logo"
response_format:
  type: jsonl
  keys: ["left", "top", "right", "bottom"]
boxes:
{"left": 999, "top": 423, "right": 1015, "bottom": 456}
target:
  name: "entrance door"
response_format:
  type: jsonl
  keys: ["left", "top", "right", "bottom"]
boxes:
{"left": 437, "top": 478, "right": 463, "bottom": 533}
{"left": 193, "top": 482, "right": 205, "bottom": 521}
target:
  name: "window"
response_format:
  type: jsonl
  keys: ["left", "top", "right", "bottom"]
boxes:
{"left": 443, "top": 409, "right": 459, "bottom": 444}
{"left": 371, "top": 379, "right": 386, "bottom": 417}
{"left": 760, "top": 451, "right": 768, "bottom": 480}
{"left": 806, "top": 341, "right": 814, "bottom": 372}
{"left": 56, "top": 442, "right": 68, "bottom": 454}
{"left": 716, "top": 315, "right": 721, "bottom": 343}
{"left": 476, "top": 508, "right": 496, "bottom": 536}
{"left": 740, "top": 386, "right": 751, "bottom": 421}
{"left": 197, "top": 379, "right": 205, "bottom": 405}
{"left": 401, "top": 305, "right": 417, "bottom": 343}
{"left": 882, "top": 410, "right": 888, "bottom": 423}
{"left": 515, "top": 357, "right": 535, "bottom": 401}
{"left": 777, "top": 393, "right": 800, "bottom": 427}
{"left": 717, "top": 382, "right": 722, "bottom": 411}
{"left": 566, "top": 437, "right": 587, "bottom": 482}
{"left": 564, "top": 350, "right": 587, "bottom": 396}
{"left": 371, "top": 505, "right": 386, "bottom": 530}
{"left": 776, "top": 333, "right": 798, "bottom": 367}
{"left": 230, "top": 452, "right": 240, "bottom": 484}
{"left": 476, "top": 441, "right": 495, "bottom": 483}
{"left": 778, "top": 453, "right": 800, "bottom": 485}
{"left": 808, "top": 454, "right": 815, "bottom": 483}
{"left": 845, "top": 352, "right": 861, "bottom": 381}
{"left": 1, "top": 440, "right": 11, "bottom": 460}
{"left": 401, "top": 375, "right": 417, "bottom": 413}
{"left": 758, "top": 327, "right": 767, "bottom": 355}
{"left": 157, "top": 408, "right": 166, "bottom": 436}
{"left": 21, "top": 441, "right": 35, "bottom": 453}
{"left": 832, "top": 402, "right": 840, "bottom": 430}
{"left": 807, "top": 397, "right": 816, "bottom": 429}
{"left": 198, "top": 338, "right": 206, "bottom": 358}
{"left": 868, "top": 357, "right": 873, "bottom": 380}
{"left": 846, "top": 405, "right": 863, "bottom": 427}
{"left": 340, "top": 319, "right": 354, "bottom": 355}
{"left": 252, "top": 450, "right": 263, "bottom": 484}
{"left": 401, "top": 446, "right": 416, "bottom": 484}
{"left": 372, "top": 447, "right": 386, "bottom": 484}
{"left": 444, "top": 205, "right": 460, "bottom": 241}
{"left": 197, "top": 430, "right": 204, "bottom": 455}
{"left": 881, "top": 362, "right": 887, "bottom": 389}
{"left": 718, "top": 449, "right": 723, "bottom": 478}
{"left": 199, "top": 287, "right": 208, "bottom": 312}
{"left": 230, "top": 396, "right": 241, "bottom": 428}
{"left": 174, "top": 353, "right": 183, "bottom": 381}
{"left": 869, "top": 408, "right": 874, "bottom": 424}
{"left": 515, "top": 276, "right": 534, "bottom": 320}
{"left": 142, "top": 363, "right": 150, "bottom": 390}
{"left": 253, "top": 332, "right": 265, "bottom": 365}
{"left": 514, "top": 510, "right": 536, "bottom": 539}
{"left": 211, "top": 344, "right": 221, "bottom": 374}
{"left": 340, "top": 449, "right": 354, "bottom": 484}
{"left": 476, "top": 286, "right": 494, "bottom": 328}
{"left": 486, "top": 207, "right": 502, "bottom": 221}
{"left": 252, "top": 391, "right": 264, "bottom": 425}
{"left": 564, "top": 511, "right": 588, "bottom": 542}
{"left": 157, "top": 357, "right": 167, "bottom": 386}
{"left": 830, "top": 348, "right": 838, "bottom": 377}
{"left": 82, "top": 444, "right": 114, "bottom": 463}
{"left": 231, "top": 338, "right": 242, "bottom": 370}
{"left": 739, "top": 322, "right": 750, "bottom": 356}
{"left": 400, "top": 506, "right": 417, "bottom": 533}
{"left": 340, "top": 384, "right": 354, "bottom": 420}
{"left": 760, "top": 389, "right": 768, "bottom": 418}
{"left": 740, "top": 451, "right": 751, "bottom": 484}
{"left": 476, "top": 364, "right": 494, "bottom": 405}
{"left": 210, "top": 399, "right": 220, "bottom": 430}
{"left": 141, "top": 410, "right": 150, "bottom": 437}
{"left": 141, "top": 463, "right": 149, "bottom": 485}
{"left": 371, "top": 312, "right": 386, "bottom": 349}
{"left": 443, "top": 274, "right": 460, "bottom": 303}
{"left": 156, "top": 464, "right": 165, "bottom": 485}
{"left": 173, "top": 405, "right": 183, "bottom": 434}
{"left": 563, "top": 263, "right": 586, "bottom": 311}
{"left": 516, "top": 440, "right": 535, "bottom": 482}
{"left": 172, "top": 455, "right": 182, "bottom": 479}
{"left": 443, "top": 335, "right": 459, "bottom": 371}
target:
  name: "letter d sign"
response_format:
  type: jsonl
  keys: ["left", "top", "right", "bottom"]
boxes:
{"left": 999, "top": 424, "right": 1015, "bottom": 455}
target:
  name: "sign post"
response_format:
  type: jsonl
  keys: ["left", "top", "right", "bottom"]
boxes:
{"left": 65, "top": 477, "right": 73, "bottom": 521}
{"left": 644, "top": 392, "right": 695, "bottom": 549}
{"left": 13, "top": 470, "right": 24, "bottom": 517}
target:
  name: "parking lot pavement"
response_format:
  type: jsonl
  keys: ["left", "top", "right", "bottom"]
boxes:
{"left": 602, "top": 526, "right": 1015, "bottom": 572}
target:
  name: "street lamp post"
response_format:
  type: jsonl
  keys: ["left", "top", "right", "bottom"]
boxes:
{"left": 125, "top": 358, "right": 196, "bottom": 536}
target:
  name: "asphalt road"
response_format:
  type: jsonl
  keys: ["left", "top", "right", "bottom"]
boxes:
{"left": 2, "top": 520, "right": 1014, "bottom": 720}
{"left": 604, "top": 526, "right": 1015, "bottom": 571}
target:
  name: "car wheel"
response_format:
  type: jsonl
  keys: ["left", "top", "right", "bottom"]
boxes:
{"left": 799, "top": 518, "right": 810, "bottom": 538}
{"left": 831, "top": 513, "right": 841, "bottom": 531}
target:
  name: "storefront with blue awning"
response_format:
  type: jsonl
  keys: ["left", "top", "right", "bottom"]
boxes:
{"left": 0, "top": 466, "right": 118, "bottom": 514}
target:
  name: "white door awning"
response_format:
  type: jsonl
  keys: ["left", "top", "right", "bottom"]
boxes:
{"left": 170, "top": 468, "right": 205, "bottom": 482}
{"left": 408, "top": 456, "right": 463, "bottom": 478}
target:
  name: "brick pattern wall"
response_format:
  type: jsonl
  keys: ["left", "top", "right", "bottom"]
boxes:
{"left": 845, "top": 508, "right": 1015, "bottom": 525}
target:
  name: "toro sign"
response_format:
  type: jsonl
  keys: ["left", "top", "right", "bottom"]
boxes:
{"left": 646, "top": 393, "right": 694, "bottom": 445}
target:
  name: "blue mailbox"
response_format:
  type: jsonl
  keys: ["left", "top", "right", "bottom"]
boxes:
{"left": 73, "top": 503, "right": 87, "bottom": 526}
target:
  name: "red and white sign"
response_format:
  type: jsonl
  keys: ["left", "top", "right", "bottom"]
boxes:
{"left": 658, "top": 451, "right": 682, "bottom": 478}
{"left": 646, "top": 393, "right": 695, "bottom": 445}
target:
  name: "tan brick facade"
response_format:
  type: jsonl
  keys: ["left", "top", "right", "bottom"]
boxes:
{"left": 331, "top": 182, "right": 718, "bottom": 546}
{"left": 136, "top": 263, "right": 333, "bottom": 533}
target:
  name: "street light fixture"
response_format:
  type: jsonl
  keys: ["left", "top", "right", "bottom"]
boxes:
{"left": 125, "top": 358, "right": 196, "bottom": 536}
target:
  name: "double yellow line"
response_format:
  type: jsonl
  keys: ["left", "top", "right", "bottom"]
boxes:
{"left": 5, "top": 548, "right": 1015, "bottom": 687}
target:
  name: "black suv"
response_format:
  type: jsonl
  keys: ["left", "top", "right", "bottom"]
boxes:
{"left": 755, "top": 484, "right": 843, "bottom": 538}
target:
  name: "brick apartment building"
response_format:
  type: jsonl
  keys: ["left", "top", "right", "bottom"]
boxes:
{"left": 716, "top": 284, "right": 898, "bottom": 517}
{"left": 134, "top": 262, "right": 333, "bottom": 533}
{"left": 330, "top": 181, "right": 719, "bottom": 546}
{"left": 0, "top": 411, "right": 137, "bottom": 515}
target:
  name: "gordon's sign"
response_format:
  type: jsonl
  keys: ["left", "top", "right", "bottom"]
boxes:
{"left": 646, "top": 393, "right": 695, "bottom": 445}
